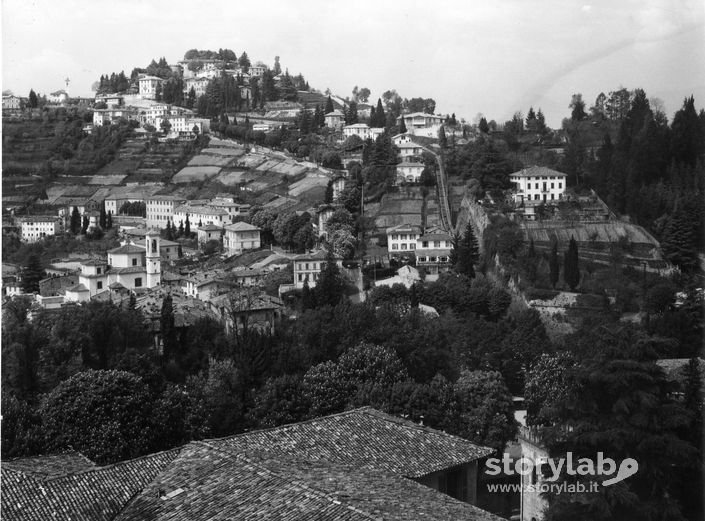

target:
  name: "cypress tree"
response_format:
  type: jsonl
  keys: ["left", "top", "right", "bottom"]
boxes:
{"left": 28, "top": 89, "right": 38, "bottom": 108}
{"left": 438, "top": 126, "right": 447, "bottom": 148}
{"left": 165, "top": 220, "right": 174, "bottom": 241}
{"left": 301, "top": 278, "right": 316, "bottom": 309}
{"left": 81, "top": 215, "right": 89, "bottom": 234}
{"left": 21, "top": 254, "right": 44, "bottom": 293}
{"left": 315, "top": 248, "right": 345, "bottom": 308}
{"left": 160, "top": 294, "right": 176, "bottom": 358}
{"left": 70, "top": 206, "right": 81, "bottom": 234}
{"left": 185, "top": 215, "right": 191, "bottom": 236}
{"left": 563, "top": 236, "right": 580, "bottom": 291}
{"left": 399, "top": 116, "right": 407, "bottom": 134}
{"left": 661, "top": 200, "right": 699, "bottom": 272}
{"left": 106, "top": 211, "right": 113, "bottom": 229}
{"left": 325, "top": 95, "right": 334, "bottom": 114}
{"left": 99, "top": 206, "right": 107, "bottom": 229}
{"left": 178, "top": 220, "right": 184, "bottom": 237}
{"left": 549, "top": 241, "right": 560, "bottom": 289}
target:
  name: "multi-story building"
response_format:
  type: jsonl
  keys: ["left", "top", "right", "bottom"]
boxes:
{"left": 509, "top": 165, "right": 567, "bottom": 204}
{"left": 293, "top": 249, "right": 342, "bottom": 289}
{"left": 146, "top": 195, "right": 187, "bottom": 228}
{"left": 183, "top": 77, "right": 210, "bottom": 97}
{"left": 386, "top": 224, "right": 422, "bottom": 258}
{"left": 173, "top": 204, "right": 229, "bottom": 229}
{"left": 324, "top": 109, "right": 345, "bottom": 129}
{"left": 138, "top": 75, "right": 164, "bottom": 99}
{"left": 2, "top": 94, "right": 22, "bottom": 112}
{"left": 223, "top": 222, "right": 261, "bottom": 256}
{"left": 415, "top": 228, "right": 453, "bottom": 277}
{"left": 197, "top": 224, "right": 223, "bottom": 245}
{"left": 397, "top": 112, "right": 445, "bottom": 137}
{"left": 93, "top": 107, "right": 139, "bottom": 127}
{"left": 20, "top": 216, "right": 61, "bottom": 242}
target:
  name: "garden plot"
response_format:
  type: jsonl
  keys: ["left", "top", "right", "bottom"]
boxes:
{"left": 171, "top": 166, "right": 222, "bottom": 183}
{"left": 269, "top": 161, "right": 309, "bottom": 177}
{"left": 233, "top": 154, "right": 268, "bottom": 169}
{"left": 187, "top": 154, "right": 236, "bottom": 167}
{"left": 255, "top": 159, "right": 284, "bottom": 172}
{"left": 199, "top": 147, "right": 246, "bottom": 157}
{"left": 215, "top": 170, "right": 249, "bottom": 186}
{"left": 208, "top": 137, "right": 243, "bottom": 148}
{"left": 288, "top": 175, "right": 329, "bottom": 197}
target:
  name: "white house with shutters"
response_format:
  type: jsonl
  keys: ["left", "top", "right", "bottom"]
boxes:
{"left": 509, "top": 165, "right": 567, "bottom": 205}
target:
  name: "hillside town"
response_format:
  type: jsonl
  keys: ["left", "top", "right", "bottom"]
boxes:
{"left": 2, "top": 33, "right": 705, "bottom": 521}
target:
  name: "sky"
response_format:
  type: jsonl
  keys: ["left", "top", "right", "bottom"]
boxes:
{"left": 2, "top": 0, "right": 704, "bottom": 127}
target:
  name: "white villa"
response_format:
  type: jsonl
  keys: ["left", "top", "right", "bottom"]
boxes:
{"left": 509, "top": 165, "right": 567, "bottom": 205}
{"left": 223, "top": 222, "right": 261, "bottom": 256}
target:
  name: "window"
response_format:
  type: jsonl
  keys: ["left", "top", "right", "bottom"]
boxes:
{"left": 551, "top": 182, "right": 554, "bottom": 188}
{"left": 559, "top": 183, "right": 563, "bottom": 189}
{"left": 410, "top": 243, "right": 416, "bottom": 249}
{"left": 392, "top": 244, "right": 399, "bottom": 250}
{"left": 434, "top": 241, "right": 441, "bottom": 248}
{"left": 96, "top": 267, "right": 101, "bottom": 275}
{"left": 422, "top": 241, "right": 429, "bottom": 248}
{"left": 298, "top": 274, "right": 303, "bottom": 282}
{"left": 134, "top": 277, "right": 142, "bottom": 287}
{"left": 401, "top": 244, "right": 407, "bottom": 250}
{"left": 132, "top": 258, "right": 138, "bottom": 266}
{"left": 97, "top": 281, "right": 103, "bottom": 290}
{"left": 401, "top": 234, "right": 407, "bottom": 240}
{"left": 391, "top": 234, "right": 398, "bottom": 240}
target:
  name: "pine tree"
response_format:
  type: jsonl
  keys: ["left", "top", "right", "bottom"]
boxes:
{"left": 28, "top": 89, "right": 38, "bottom": 108}
{"left": 661, "top": 201, "right": 699, "bottom": 271}
{"left": 70, "top": 206, "right": 81, "bottom": 234}
{"left": 373, "top": 98, "right": 385, "bottom": 128}
{"left": 563, "top": 236, "right": 580, "bottom": 290}
{"left": 301, "top": 278, "right": 315, "bottom": 309}
{"left": 185, "top": 215, "right": 191, "bottom": 236}
{"left": 177, "top": 244, "right": 183, "bottom": 258}
{"left": 325, "top": 95, "right": 334, "bottom": 114}
{"left": 549, "top": 241, "right": 560, "bottom": 289}
{"left": 165, "top": 220, "right": 174, "bottom": 241}
{"left": 99, "top": 206, "right": 107, "bottom": 229}
{"left": 21, "top": 255, "right": 44, "bottom": 293}
{"left": 106, "top": 211, "right": 113, "bottom": 230}
{"left": 456, "top": 221, "right": 479, "bottom": 277}
{"left": 178, "top": 220, "right": 184, "bottom": 237}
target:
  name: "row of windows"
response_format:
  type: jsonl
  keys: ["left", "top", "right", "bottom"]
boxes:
{"left": 526, "top": 182, "right": 562, "bottom": 190}
{"left": 296, "top": 262, "right": 321, "bottom": 271}
{"left": 529, "top": 193, "right": 561, "bottom": 200}
{"left": 297, "top": 273, "right": 320, "bottom": 282}
{"left": 417, "top": 256, "right": 449, "bottom": 263}
{"left": 390, "top": 234, "right": 419, "bottom": 240}
{"left": 391, "top": 243, "right": 415, "bottom": 250}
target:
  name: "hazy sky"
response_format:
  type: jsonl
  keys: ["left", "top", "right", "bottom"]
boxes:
{"left": 2, "top": 0, "right": 704, "bottom": 126}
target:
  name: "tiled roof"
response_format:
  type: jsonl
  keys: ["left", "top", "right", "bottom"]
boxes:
{"left": 211, "top": 407, "right": 492, "bottom": 478}
{"left": 2, "top": 449, "right": 180, "bottom": 521}
{"left": 108, "top": 244, "right": 145, "bottom": 255}
{"left": 65, "top": 283, "right": 89, "bottom": 292}
{"left": 116, "top": 443, "right": 502, "bottom": 521}
{"left": 198, "top": 224, "right": 223, "bottom": 232}
{"left": 107, "top": 266, "right": 146, "bottom": 275}
{"left": 224, "top": 221, "right": 260, "bottom": 232}
{"left": 387, "top": 223, "right": 422, "bottom": 234}
{"left": 2, "top": 452, "right": 96, "bottom": 480}
{"left": 509, "top": 165, "right": 567, "bottom": 178}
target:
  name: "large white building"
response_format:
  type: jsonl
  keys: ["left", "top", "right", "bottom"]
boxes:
{"left": 146, "top": 195, "right": 187, "bottom": 228}
{"left": 509, "top": 165, "right": 567, "bottom": 205}
{"left": 396, "top": 161, "right": 425, "bottom": 184}
{"left": 397, "top": 112, "right": 445, "bottom": 137}
{"left": 173, "top": 204, "right": 229, "bottom": 229}
{"left": 20, "top": 216, "right": 61, "bottom": 242}
{"left": 292, "top": 250, "right": 342, "bottom": 289}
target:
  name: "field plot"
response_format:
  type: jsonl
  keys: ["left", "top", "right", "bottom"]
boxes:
{"left": 268, "top": 162, "right": 308, "bottom": 177}
{"left": 171, "top": 166, "right": 222, "bottom": 183}
{"left": 187, "top": 155, "right": 235, "bottom": 167}
{"left": 255, "top": 159, "right": 284, "bottom": 172}
{"left": 88, "top": 175, "right": 128, "bottom": 185}
{"left": 199, "top": 147, "right": 245, "bottom": 157}
{"left": 208, "top": 137, "right": 244, "bottom": 148}
{"left": 288, "top": 175, "right": 329, "bottom": 197}
{"left": 374, "top": 190, "right": 424, "bottom": 230}
{"left": 234, "top": 154, "right": 268, "bottom": 169}
{"left": 215, "top": 170, "right": 249, "bottom": 186}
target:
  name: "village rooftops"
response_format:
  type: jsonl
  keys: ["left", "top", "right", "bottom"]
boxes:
{"left": 174, "top": 204, "right": 228, "bottom": 216}
{"left": 509, "top": 165, "right": 568, "bottom": 178}
{"left": 1, "top": 408, "right": 499, "bottom": 521}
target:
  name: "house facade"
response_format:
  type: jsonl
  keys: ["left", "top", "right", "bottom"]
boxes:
{"left": 386, "top": 224, "right": 422, "bottom": 257}
{"left": 223, "top": 222, "right": 261, "bottom": 256}
{"left": 20, "top": 216, "right": 61, "bottom": 242}
{"left": 396, "top": 161, "right": 425, "bottom": 183}
{"left": 416, "top": 228, "right": 453, "bottom": 277}
{"left": 293, "top": 249, "right": 342, "bottom": 289}
{"left": 146, "top": 195, "right": 186, "bottom": 228}
{"left": 343, "top": 123, "right": 385, "bottom": 141}
{"left": 138, "top": 75, "right": 164, "bottom": 99}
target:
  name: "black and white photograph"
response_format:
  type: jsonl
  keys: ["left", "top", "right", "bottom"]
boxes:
{"left": 1, "top": 1, "right": 704, "bottom": 519}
